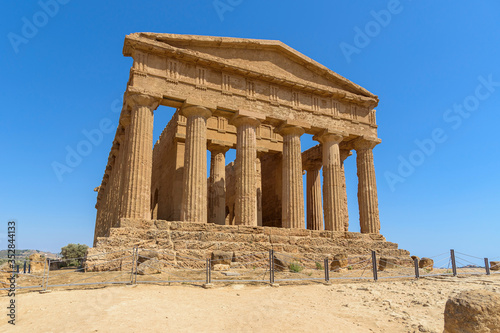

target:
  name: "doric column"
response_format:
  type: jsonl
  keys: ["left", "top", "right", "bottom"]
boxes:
{"left": 340, "top": 149, "right": 352, "bottom": 232}
{"left": 180, "top": 106, "right": 212, "bottom": 223}
{"left": 121, "top": 94, "right": 159, "bottom": 220}
{"left": 256, "top": 155, "right": 263, "bottom": 227}
{"left": 306, "top": 161, "right": 323, "bottom": 231}
{"left": 279, "top": 126, "right": 306, "bottom": 229}
{"left": 354, "top": 137, "right": 382, "bottom": 234}
{"left": 231, "top": 113, "right": 262, "bottom": 226}
{"left": 208, "top": 144, "right": 229, "bottom": 225}
{"left": 314, "top": 131, "right": 344, "bottom": 231}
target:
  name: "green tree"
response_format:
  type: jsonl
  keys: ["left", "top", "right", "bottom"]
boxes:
{"left": 61, "top": 243, "right": 88, "bottom": 267}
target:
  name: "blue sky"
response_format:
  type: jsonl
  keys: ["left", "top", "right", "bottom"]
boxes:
{"left": 1, "top": 1, "right": 499, "bottom": 263}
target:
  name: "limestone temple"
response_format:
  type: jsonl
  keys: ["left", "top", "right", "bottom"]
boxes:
{"left": 90, "top": 33, "right": 409, "bottom": 264}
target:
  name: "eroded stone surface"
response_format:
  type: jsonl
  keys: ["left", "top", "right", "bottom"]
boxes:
{"left": 444, "top": 290, "right": 500, "bottom": 333}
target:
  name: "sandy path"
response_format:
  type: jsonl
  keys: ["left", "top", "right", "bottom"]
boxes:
{"left": 1, "top": 274, "right": 499, "bottom": 332}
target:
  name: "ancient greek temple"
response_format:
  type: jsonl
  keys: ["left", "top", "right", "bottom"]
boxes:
{"left": 93, "top": 33, "right": 382, "bottom": 245}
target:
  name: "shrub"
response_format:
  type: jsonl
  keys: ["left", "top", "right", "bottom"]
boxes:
{"left": 289, "top": 262, "right": 304, "bottom": 273}
{"left": 61, "top": 243, "right": 88, "bottom": 267}
{"left": 315, "top": 262, "right": 323, "bottom": 270}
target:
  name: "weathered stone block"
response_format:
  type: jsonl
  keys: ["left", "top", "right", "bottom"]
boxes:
{"left": 444, "top": 290, "right": 500, "bottom": 333}
{"left": 331, "top": 254, "right": 348, "bottom": 271}
{"left": 237, "top": 225, "right": 264, "bottom": 234}
{"left": 154, "top": 220, "right": 170, "bottom": 230}
{"left": 264, "top": 227, "right": 289, "bottom": 237}
{"left": 273, "top": 254, "right": 290, "bottom": 272}
{"left": 199, "top": 232, "right": 235, "bottom": 243}
{"left": 491, "top": 261, "right": 500, "bottom": 271}
{"left": 289, "top": 229, "right": 311, "bottom": 237}
{"left": 269, "top": 235, "right": 290, "bottom": 244}
{"left": 186, "top": 242, "right": 217, "bottom": 250}
{"left": 213, "top": 264, "right": 230, "bottom": 271}
{"left": 378, "top": 257, "right": 397, "bottom": 271}
{"left": 419, "top": 257, "right": 434, "bottom": 271}
{"left": 170, "top": 231, "right": 202, "bottom": 241}
{"left": 210, "top": 251, "right": 233, "bottom": 267}
{"left": 252, "top": 234, "right": 270, "bottom": 243}
{"left": 137, "top": 259, "right": 163, "bottom": 275}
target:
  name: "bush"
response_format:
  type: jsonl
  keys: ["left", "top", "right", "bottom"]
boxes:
{"left": 315, "top": 262, "right": 323, "bottom": 270}
{"left": 289, "top": 262, "right": 304, "bottom": 273}
{"left": 61, "top": 243, "right": 88, "bottom": 267}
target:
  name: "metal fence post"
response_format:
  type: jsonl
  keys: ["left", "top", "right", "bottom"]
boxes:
{"left": 206, "top": 258, "right": 212, "bottom": 284}
{"left": 129, "top": 248, "right": 135, "bottom": 284}
{"left": 269, "top": 249, "right": 275, "bottom": 284}
{"left": 324, "top": 258, "right": 329, "bottom": 283}
{"left": 134, "top": 247, "right": 139, "bottom": 284}
{"left": 205, "top": 259, "right": 208, "bottom": 284}
{"left": 413, "top": 257, "right": 420, "bottom": 279}
{"left": 371, "top": 251, "right": 378, "bottom": 281}
{"left": 208, "top": 259, "right": 212, "bottom": 284}
{"left": 46, "top": 259, "right": 51, "bottom": 289}
{"left": 450, "top": 249, "right": 457, "bottom": 276}
{"left": 485, "top": 258, "right": 490, "bottom": 275}
{"left": 42, "top": 259, "right": 47, "bottom": 290}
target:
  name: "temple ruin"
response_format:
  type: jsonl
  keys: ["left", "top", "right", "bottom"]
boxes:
{"left": 90, "top": 33, "right": 409, "bottom": 263}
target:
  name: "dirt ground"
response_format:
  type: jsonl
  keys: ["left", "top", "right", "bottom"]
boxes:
{"left": 1, "top": 273, "right": 499, "bottom": 333}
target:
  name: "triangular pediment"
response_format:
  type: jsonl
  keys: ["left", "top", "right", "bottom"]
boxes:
{"left": 124, "top": 33, "right": 378, "bottom": 106}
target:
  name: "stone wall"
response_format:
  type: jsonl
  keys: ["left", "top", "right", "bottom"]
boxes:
{"left": 86, "top": 218, "right": 411, "bottom": 271}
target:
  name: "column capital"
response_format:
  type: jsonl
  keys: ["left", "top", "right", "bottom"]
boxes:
{"left": 126, "top": 93, "right": 161, "bottom": 111}
{"left": 313, "top": 129, "right": 346, "bottom": 144}
{"left": 181, "top": 105, "right": 212, "bottom": 119}
{"left": 230, "top": 110, "right": 265, "bottom": 128}
{"left": 353, "top": 136, "right": 382, "bottom": 150}
{"left": 208, "top": 142, "right": 231, "bottom": 154}
{"left": 276, "top": 120, "right": 309, "bottom": 136}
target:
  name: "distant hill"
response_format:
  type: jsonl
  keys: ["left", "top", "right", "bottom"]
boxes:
{"left": 0, "top": 249, "right": 59, "bottom": 260}
{"left": 460, "top": 265, "right": 483, "bottom": 268}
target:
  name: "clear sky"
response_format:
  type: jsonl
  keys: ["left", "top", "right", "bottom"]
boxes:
{"left": 1, "top": 1, "right": 499, "bottom": 264}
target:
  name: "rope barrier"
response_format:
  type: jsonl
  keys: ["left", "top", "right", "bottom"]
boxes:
{"left": 48, "top": 255, "right": 134, "bottom": 278}
{"left": 56, "top": 264, "right": 134, "bottom": 286}
{"left": 161, "top": 260, "right": 207, "bottom": 272}
{"left": 455, "top": 256, "right": 483, "bottom": 267}
{"left": 428, "top": 252, "right": 450, "bottom": 259}
{"left": 6, "top": 248, "right": 498, "bottom": 291}
{"left": 136, "top": 262, "right": 204, "bottom": 282}
{"left": 456, "top": 251, "right": 484, "bottom": 260}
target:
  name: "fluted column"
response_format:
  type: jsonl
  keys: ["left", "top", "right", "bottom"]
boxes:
{"left": 232, "top": 116, "right": 260, "bottom": 226}
{"left": 354, "top": 138, "right": 381, "bottom": 234}
{"left": 306, "top": 161, "right": 323, "bottom": 230}
{"left": 280, "top": 126, "right": 305, "bottom": 229}
{"left": 315, "top": 131, "right": 344, "bottom": 231}
{"left": 340, "top": 149, "right": 352, "bottom": 232}
{"left": 121, "top": 94, "right": 159, "bottom": 220}
{"left": 256, "top": 155, "right": 263, "bottom": 227}
{"left": 180, "top": 106, "right": 212, "bottom": 223}
{"left": 208, "top": 145, "right": 229, "bottom": 225}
